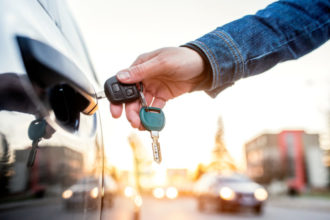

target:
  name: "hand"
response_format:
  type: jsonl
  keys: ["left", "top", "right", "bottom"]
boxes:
{"left": 110, "top": 47, "right": 206, "bottom": 129}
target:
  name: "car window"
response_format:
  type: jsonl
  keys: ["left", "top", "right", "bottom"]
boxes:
{"left": 36, "top": 0, "right": 99, "bottom": 84}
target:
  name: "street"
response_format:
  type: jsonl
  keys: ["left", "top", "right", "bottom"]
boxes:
{"left": 1, "top": 196, "right": 330, "bottom": 220}
{"left": 102, "top": 196, "right": 330, "bottom": 220}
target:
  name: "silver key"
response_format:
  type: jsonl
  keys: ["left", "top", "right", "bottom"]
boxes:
{"left": 96, "top": 91, "right": 106, "bottom": 99}
{"left": 150, "top": 131, "right": 162, "bottom": 163}
{"left": 139, "top": 83, "right": 147, "bottom": 108}
{"left": 139, "top": 90, "right": 147, "bottom": 108}
{"left": 139, "top": 84, "right": 162, "bottom": 163}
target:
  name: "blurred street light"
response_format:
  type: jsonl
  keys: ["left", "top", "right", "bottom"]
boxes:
{"left": 166, "top": 187, "right": 178, "bottom": 199}
{"left": 153, "top": 187, "right": 165, "bottom": 199}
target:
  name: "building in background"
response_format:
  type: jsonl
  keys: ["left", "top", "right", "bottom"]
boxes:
{"left": 245, "top": 130, "right": 329, "bottom": 194}
{"left": 10, "top": 146, "right": 83, "bottom": 196}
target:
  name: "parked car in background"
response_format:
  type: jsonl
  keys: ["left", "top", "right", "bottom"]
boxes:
{"left": 0, "top": 0, "right": 116, "bottom": 219}
{"left": 193, "top": 172, "right": 268, "bottom": 214}
{"left": 62, "top": 177, "right": 101, "bottom": 210}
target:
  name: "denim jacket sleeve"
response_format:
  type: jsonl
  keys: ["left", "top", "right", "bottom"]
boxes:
{"left": 184, "top": 0, "right": 330, "bottom": 97}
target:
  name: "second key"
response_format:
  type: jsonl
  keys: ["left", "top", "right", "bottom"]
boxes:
{"left": 140, "top": 106, "right": 165, "bottom": 163}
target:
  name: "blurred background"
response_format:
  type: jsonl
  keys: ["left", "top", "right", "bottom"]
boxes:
{"left": 67, "top": 0, "right": 330, "bottom": 219}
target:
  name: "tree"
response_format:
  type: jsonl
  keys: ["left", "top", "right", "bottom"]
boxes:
{"left": 209, "top": 117, "right": 237, "bottom": 172}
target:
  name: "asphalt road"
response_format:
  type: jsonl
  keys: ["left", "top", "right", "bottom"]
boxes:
{"left": 1, "top": 196, "right": 330, "bottom": 220}
{"left": 102, "top": 196, "right": 330, "bottom": 220}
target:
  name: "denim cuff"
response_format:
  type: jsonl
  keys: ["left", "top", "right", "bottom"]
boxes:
{"left": 183, "top": 29, "right": 243, "bottom": 97}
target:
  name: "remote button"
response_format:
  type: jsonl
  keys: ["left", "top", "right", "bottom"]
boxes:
{"left": 112, "top": 83, "right": 120, "bottom": 92}
{"left": 126, "top": 88, "right": 134, "bottom": 96}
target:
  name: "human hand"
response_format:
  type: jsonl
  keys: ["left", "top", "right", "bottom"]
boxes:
{"left": 110, "top": 47, "right": 206, "bottom": 129}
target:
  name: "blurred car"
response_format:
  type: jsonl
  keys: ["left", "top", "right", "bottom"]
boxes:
{"left": 62, "top": 177, "right": 100, "bottom": 210}
{"left": 0, "top": 0, "right": 112, "bottom": 219}
{"left": 152, "top": 186, "right": 179, "bottom": 200}
{"left": 193, "top": 173, "right": 268, "bottom": 214}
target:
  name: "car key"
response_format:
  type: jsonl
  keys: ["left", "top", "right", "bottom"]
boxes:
{"left": 139, "top": 88, "right": 165, "bottom": 163}
{"left": 101, "top": 75, "right": 140, "bottom": 104}
{"left": 140, "top": 107, "right": 165, "bottom": 163}
{"left": 27, "top": 118, "right": 47, "bottom": 167}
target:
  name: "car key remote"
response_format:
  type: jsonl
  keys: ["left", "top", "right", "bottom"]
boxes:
{"left": 103, "top": 76, "right": 139, "bottom": 104}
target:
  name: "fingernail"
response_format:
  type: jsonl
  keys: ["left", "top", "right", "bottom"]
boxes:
{"left": 117, "top": 71, "right": 130, "bottom": 80}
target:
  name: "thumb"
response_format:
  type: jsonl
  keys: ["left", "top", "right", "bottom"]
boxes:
{"left": 116, "top": 59, "right": 159, "bottom": 84}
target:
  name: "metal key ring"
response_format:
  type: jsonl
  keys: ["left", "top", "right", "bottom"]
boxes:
{"left": 139, "top": 82, "right": 148, "bottom": 108}
{"left": 139, "top": 82, "right": 144, "bottom": 92}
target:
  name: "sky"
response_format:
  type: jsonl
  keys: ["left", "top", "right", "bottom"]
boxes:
{"left": 67, "top": 0, "right": 330, "bottom": 171}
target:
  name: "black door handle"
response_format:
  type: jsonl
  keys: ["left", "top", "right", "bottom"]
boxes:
{"left": 17, "top": 36, "right": 98, "bottom": 115}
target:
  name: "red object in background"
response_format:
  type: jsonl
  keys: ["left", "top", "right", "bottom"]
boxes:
{"left": 278, "top": 130, "right": 306, "bottom": 193}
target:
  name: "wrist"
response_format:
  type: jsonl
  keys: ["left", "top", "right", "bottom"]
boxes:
{"left": 180, "top": 44, "right": 212, "bottom": 91}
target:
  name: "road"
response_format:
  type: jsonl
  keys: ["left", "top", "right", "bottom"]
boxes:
{"left": 1, "top": 196, "right": 330, "bottom": 220}
{"left": 102, "top": 196, "right": 330, "bottom": 220}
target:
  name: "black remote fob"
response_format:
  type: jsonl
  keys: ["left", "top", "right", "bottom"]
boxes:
{"left": 104, "top": 76, "right": 139, "bottom": 104}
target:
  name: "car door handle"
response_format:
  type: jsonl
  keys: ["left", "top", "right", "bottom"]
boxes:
{"left": 17, "top": 36, "right": 98, "bottom": 115}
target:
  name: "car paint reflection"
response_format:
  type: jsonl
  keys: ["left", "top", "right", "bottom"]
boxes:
{"left": 62, "top": 177, "right": 100, "bottom": 210}
{"left": 0, "top": 73, "right": 103, "bottom": 220}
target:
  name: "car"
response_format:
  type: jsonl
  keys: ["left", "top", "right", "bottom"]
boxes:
{"left": 62, "top": 177, "right": 101, "bottom": 210}
{"left": 152, "top": 186, "right": 179, "bottom": 200}
{"left": 193, "top": 172, "right": 268, "bottom": 214}
{"left": 0, "top": 0, "right": 113, "bottom": 219}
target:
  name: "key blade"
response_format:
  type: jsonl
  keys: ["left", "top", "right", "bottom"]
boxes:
{"left": 96, "top": 91, "right": 106, "bottom": 100}
{"left": 139, "top": 91, "right": 148, "bottom": 107}
{"left": 151, "top": 131, "right": 162, "bottom": 163}
{"left": 152, "top": 141, "right": 162, "bottom": 163}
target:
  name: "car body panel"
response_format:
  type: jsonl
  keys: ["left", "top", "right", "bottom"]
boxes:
{"left": 0, "top": 0, "right": 107, "bottom": 219}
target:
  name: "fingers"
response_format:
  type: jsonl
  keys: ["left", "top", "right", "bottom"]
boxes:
{"left": 111, "top": 48, "right": 174, "bottom": 130}
{"left": 123, "top": 92, "right": 166, "bottom": 130}
{"left": 116, "top": 57, "right": 160, "bottom": 84}
{"left": 125, "top": 101, "right": 141, "bottom": 129}
{"left": 151, "top": 97, "right": 166, "bottom": 109}
{"left": 110, "top": 104, "right": 123, "bottom": 118}
{"left": 111, "top": 101, "right": 144, "bottom": 130}
{"left": 124, "top": 92, "right": 152, "bottom": 129}
{"left": 130, "top": 51, "right": 159, "bottom": 66}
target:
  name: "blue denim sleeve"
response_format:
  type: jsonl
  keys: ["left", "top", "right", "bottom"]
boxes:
{"left": 185, "top": 0, "right": 330, "bottom": 97}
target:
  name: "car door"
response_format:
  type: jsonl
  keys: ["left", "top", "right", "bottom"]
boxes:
{"left": 0, "top": 0, "right": 104, "bottom": 219}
